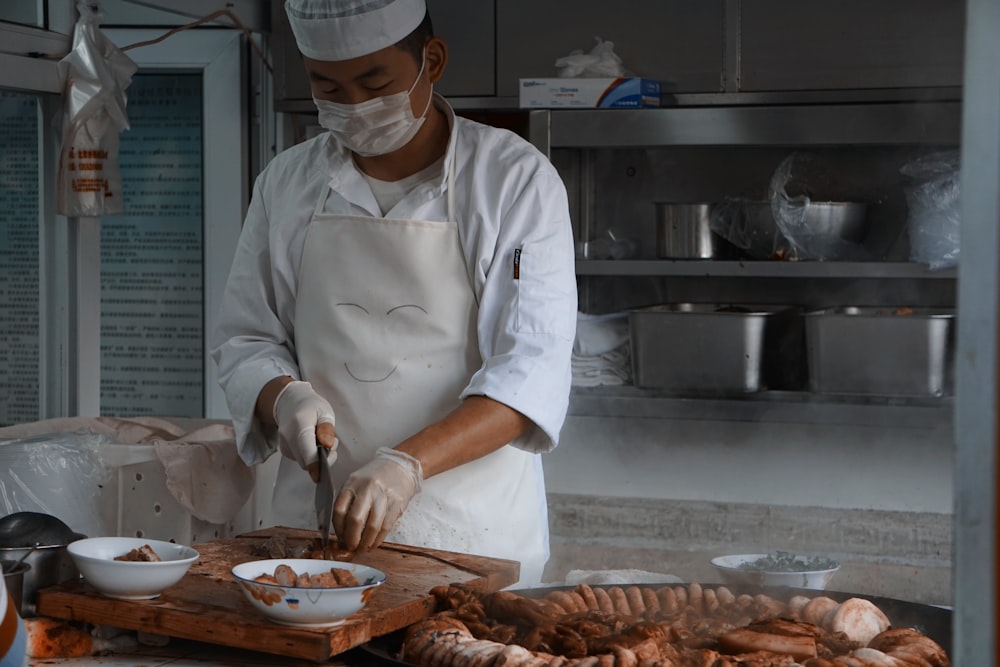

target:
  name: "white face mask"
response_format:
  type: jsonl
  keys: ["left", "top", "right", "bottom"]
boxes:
{"left": 314, "top": 52, "right": 432, "bottom": 157}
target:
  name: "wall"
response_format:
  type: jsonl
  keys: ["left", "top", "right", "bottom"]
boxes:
{"left": 548, "top": 416, "right": 952, "bottom": 512}
{"left": 542, "top": 415, "right": 954, "bottom": 604}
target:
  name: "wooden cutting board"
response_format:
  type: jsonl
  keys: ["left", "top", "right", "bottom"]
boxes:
{"left": 35, "top": 527, "right": 519, "bottom": 662}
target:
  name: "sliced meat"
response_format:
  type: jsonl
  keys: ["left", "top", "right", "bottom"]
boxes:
{"left": 826, "top": 599, "right": 891, "bottom": 645}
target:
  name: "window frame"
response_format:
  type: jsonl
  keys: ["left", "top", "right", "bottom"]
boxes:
{"left": 1, "top": 22, "right": 252, "bottom": 421}
{"left": 0, "top": 19, "right": 66, "bottom": 422}
{"left": 103, "top": 28, "right": 249, "bottom": 419}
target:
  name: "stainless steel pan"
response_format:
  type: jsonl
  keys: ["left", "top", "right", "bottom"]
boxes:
{"left": 360, "top": 584, "right": 952, "bottom": 665}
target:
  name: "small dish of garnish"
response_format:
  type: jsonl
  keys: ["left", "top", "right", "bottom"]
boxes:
{"left": 711, "top": 551, "right": 841, "bottom": 590}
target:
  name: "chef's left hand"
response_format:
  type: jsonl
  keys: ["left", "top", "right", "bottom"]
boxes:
{"left": 333, "top": 447, "right": 422, "bottom": 552}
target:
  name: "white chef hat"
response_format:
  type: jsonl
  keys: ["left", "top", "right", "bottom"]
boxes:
{"left": 285, "top": 0, "right": 427, "bottom": 62}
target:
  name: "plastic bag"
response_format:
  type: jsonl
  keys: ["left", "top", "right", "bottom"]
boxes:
{"left": 0, "top": 431, "right": 116, "bottom": 538}
{"left": 0, "top": 417, "right": 253, "bottom": 534}
{"left": 709, "top": 197, "right": 791, "bottom": 260}
{"left": 555, "top": 37, "right": 626, "bottom": 78}
{"left": 768, "top": 153, "right": 870, "bottom": 261}
{"left": 900, "top": 150, "right": 961, "bottom": 270}
{"left": 56, "top": 1, "right": 137, "bottom": 217}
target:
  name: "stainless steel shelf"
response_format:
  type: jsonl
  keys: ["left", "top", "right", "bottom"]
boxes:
{"left": 547, "top": 101, "right": 961, "bottom": 148}
{"left": 575, "top": 259, "right": 957, "bottom": 279}
{"left": 568, "top": 387, "right": 953, "bottom": 429}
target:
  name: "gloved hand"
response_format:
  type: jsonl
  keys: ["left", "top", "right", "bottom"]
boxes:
{"left": 272, "top": 380, "right": 337, "bottom": 477}
{"left": 333, "top": 447, "right": 422, "bottom": 552}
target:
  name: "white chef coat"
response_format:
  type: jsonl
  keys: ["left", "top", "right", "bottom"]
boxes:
{"left": 211, "top": 94, "right": 576, "bottom": 466}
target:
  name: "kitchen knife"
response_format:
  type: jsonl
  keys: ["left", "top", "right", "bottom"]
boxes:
{"left": 314, "top": 443, "right": 336, "bottom": 550}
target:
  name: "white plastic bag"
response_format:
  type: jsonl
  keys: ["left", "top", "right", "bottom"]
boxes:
{"left": 768, "top": 153, "right": 869, "bottom": 261}
{"left": 0, "top": 431, "right": 115, "bottom": 538}
{"left": 56, "top": 1, "right": 137, "bottom": 217}
{"left": 555, "top": 37, "right": 626, "bottom": 78}
{"left": 901, "top": 150, "right": 961, "bottom": 270}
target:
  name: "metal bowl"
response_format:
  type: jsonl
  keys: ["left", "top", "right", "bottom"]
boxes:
{"left": 655, "top": 203, "right": 738, "bottom": 259}
{"left": 741, "top": 199, "right": 869, "bottom": 260}
{"left": 798, "top": 201, "right": 869, "bottom": 243}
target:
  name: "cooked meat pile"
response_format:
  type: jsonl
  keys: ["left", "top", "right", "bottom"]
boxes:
{"left": 400, "top": 583, "right": 949, "bottom": 667}
{"left": 113, "top": 544, "right": 162, "bottom": 562}
{"left": 253, "top": 562, "right": 359, "bottom": 589}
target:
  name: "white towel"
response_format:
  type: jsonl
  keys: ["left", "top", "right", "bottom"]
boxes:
{"left": 152, "top": 422, "right": 254, "bottom": 525}
{"left": 571, "top": 347, "right": 632, "bottom": 387}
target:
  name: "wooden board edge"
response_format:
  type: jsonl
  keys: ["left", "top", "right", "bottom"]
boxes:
{"left": 36, "top": 587, "right": 359, "bottom": 662}
{"left": 37, "top": 585, "right": 457, "bottom": 662}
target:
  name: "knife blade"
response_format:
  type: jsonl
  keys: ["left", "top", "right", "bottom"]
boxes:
{"left": 314, "top": 442, "right": 336, "bottom": 550}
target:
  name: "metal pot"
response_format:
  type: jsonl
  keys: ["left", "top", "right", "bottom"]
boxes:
{"left": 655, "top": 203, "right": 738, "bottom": 259}
{"left": 1, "top": 560, "right": 30, "bottom": 615}
{"left": 0, "top": 532, "right": 85, "bottom": 616}
{"left": 784, "top": 200, "right": 870, "bottom": 242}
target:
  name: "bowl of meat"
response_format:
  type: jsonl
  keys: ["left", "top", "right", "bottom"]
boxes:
{"left": 67, "top": 536, "right": 199, "bottom": 600}
{"left": 711, "top": 552, "right": 840, "bottom": 590}
{"left": 231, "top": 558, "right": 386, "bottom": 627}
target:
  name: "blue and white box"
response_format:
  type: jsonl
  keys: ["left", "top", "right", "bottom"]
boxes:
{"left": 519, "top": 77, "right": 661, "bottom": 108}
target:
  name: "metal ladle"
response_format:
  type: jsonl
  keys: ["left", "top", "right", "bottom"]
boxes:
{"left": 5, "top": 544, "right": 36, "bottom": 571}
{"left": 0, "top": 512, "right": 77, "bottom": 548}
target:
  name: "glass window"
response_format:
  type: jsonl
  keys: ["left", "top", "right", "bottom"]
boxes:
{"left": 0, "top": 90, "right": 41, "bottom": 426}
{"left": 0, "top": 4, "right": 43, "bottom": 28}
{"left": 99, "top": 73, "right": 204, "bottom": 417}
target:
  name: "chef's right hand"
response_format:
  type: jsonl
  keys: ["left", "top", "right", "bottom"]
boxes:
{"left": 272, "top": 380, "right": 337, "bottom": 479}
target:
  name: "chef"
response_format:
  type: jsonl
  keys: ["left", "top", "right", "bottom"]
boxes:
{"left": 211, "top": 0, "right": 576, "bottom": 585}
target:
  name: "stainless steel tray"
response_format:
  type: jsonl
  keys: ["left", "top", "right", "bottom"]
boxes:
{"left": 805, "top": 306, "right": 955, "bottom": 397}
{"left": 628, "top": 303, "right": 806, "bottom": 394}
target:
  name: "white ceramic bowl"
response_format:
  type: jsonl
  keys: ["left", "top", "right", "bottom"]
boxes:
{"left": 67, "top": 537, "right": 199, "bottom": 600}
{"left": 711, "top": 553, "right": 840, "bottom": 590}
{"left": 231, "top": 558, "right": 385, "bottom": 628}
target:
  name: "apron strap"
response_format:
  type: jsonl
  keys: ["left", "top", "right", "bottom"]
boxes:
{"left": 446, "top": 156, "right": 455, "bottom": 223}
{"left": 314, "top": 183, "right": 330, "bottom": 217}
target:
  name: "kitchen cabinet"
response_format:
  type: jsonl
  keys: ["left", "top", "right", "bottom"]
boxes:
{"left": 495, "top": 0, "right": 725, "bottom": 97}
{"left": 493, "top": 0, "right": 963, "bottom": 100}
{"left": 527, "top": 98, "right": 960, "bottom": 427}
{"left": 425, "top": 0, "right": 495, "bottom": 97}
{"left": 271, "top": 1, "right": 964, "bottom": 107}
{"left": 739, "top": 0, "right": 965, "bottom": 92}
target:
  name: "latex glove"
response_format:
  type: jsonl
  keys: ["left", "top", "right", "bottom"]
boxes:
{"left": 333, "top": 447, "right": 422, "bottom": 552}
{"left": 273, "top": 380, "right": 336, "bottom": 477}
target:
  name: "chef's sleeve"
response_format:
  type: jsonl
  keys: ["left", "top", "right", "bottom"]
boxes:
{"left": 210, "top": 180, "right": 301, "bottom": 465}
{"left": 463, "top": 169, "right": 577, "bottom": 453}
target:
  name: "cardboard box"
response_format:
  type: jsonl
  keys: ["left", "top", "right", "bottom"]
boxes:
{"left": 519, "top": 77, "right": 660, "bottom": 108}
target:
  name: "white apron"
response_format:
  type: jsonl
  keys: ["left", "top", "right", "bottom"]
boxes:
{"left": 268, "top": 162, "right": 549, "bottom": 586}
